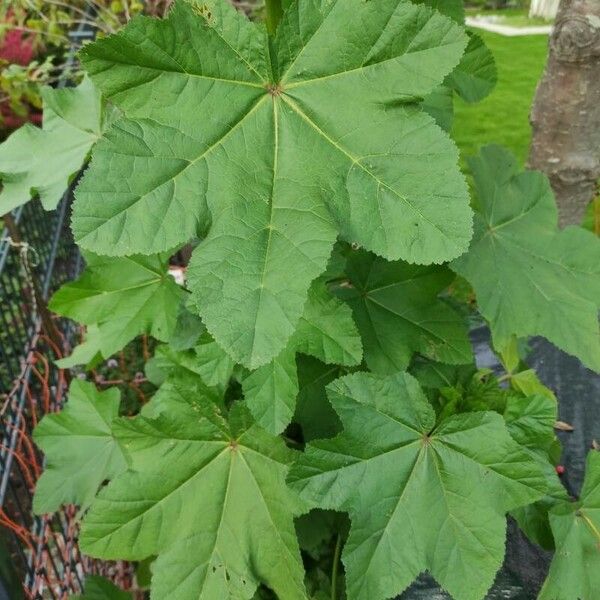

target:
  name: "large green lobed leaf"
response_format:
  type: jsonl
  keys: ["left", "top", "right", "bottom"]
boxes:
{"left": 72, "top": 0, "right": 472, "bottom": 368}
{"left": 335, "top": 248, "right": 471, "bottom": 374}
{"left": 452, "top": 146, "right": 600, "bottom": 372}
{"left": 80, "top": 382, "right": 306, "bottom": 600}
{"left": 289, "top": 371, "right": 546, "bottom": 600}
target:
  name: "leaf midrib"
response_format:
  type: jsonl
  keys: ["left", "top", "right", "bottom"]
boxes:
{"left": 90, "top": 431, "right": 294, "bottom": 546}
{"left": 78, "top": 95, "right": 270, "bottom": 246}
{"left": 430, "top": 447, "right": 500, "bottom": 564}
{"left": 238, "top": 451, "right": 301, "bottom": 576}
{"left": 85, "top": 13, "right": 267, "bottom": 91}
{"left": 280, "top": 94, "right": 460, "bottom": 249}
{"left": 88, "top": 445, "right": 231, "bottom": 549}
{"left": 279, "top": 1, "right": 463, "bottom": 90}
{"left": 434, "top": 436, "right": 543, "bottom": 500}
{"left": 247, "top": 96, "right": 281, "bottom": 365}
{"left": 351, "top": 445, "right": 424, "bottom": 596}
{"left": 63, "top": 278, "right": 162, "bottom": 304}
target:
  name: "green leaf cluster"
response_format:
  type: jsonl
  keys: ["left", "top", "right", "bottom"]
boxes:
{"left": 0, "top": 77, "right": 115, "bottom": 215}
{"left": 81, "top": 379, "right": 306, "bottom": 600}
{"left": 50, "top": 252, "right": 185, "bottom": 367}
{"left": 27, "top": 2, "right": 600, "bottom": 600}
{"left": 72, "top": 0, "right": 474, "bottom": 369}
{"left": 290, "top": 371, "right": 547, "bottom": 600}
{"left": 243, "top": 280, "right": 362, "bottom": 433}
{"left": 539, "top": 451, "right": 600, "bottom": 600}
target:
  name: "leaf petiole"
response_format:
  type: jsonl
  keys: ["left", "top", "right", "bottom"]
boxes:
{"left": 331, "top": 533, "right": 342, "bottom": 600}
{"left": 264, "top": 0, "right": 283, "bottom": 34}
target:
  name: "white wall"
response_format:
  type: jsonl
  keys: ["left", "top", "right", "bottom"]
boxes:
{"left": 529, "top": 0, "right": 560, "bottom": 19}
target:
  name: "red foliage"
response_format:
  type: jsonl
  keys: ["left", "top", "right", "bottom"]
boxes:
{"left": 0, "top": 28, "right": 35, "bottom": 65}
{"left": 0, "top": 16, "right": 40, "bottom": 131}
{"left": 0, "top": 108, "right": 42, "bottom": 129}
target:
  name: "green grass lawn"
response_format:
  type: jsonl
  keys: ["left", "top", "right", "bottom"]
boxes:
{"left": 453, "top": 30, "right": 549, "bottom": 167}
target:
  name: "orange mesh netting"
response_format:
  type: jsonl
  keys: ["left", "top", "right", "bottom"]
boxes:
{"left": 0, "top": 324, "right": 146, "bottom": 599}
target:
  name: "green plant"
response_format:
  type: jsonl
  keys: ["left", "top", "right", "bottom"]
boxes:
{"left": 3, "top": 1, "right": 598, "bottom": 599}
{"left": 2, "top": 0, "right": 144, "bottom": 41}
{"left": 0, "top": 58, "right": 53, "bottom": 122}
{"left": 0, "top": 0, "right": 175, "bottom": 131}
{"left": 0, "top": 1, "right": 83, "bottom": 129}
{"left": 0, "top": 76, "right": 115, "bottom": 214}
{"left": 72, "top": 574, "right": 133, "bottom": 599}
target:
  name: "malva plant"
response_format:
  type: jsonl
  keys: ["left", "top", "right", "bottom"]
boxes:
{"left": 0, "top": 0, "right": 599, "bottom": 599}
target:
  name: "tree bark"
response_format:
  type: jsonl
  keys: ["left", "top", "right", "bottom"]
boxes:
{"left": 529, "top": 0, "right": 600, "bottom": 226}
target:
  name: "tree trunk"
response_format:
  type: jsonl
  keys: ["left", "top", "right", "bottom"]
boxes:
{"left": 528, "top": 0, "right": 600, "bottom": 226}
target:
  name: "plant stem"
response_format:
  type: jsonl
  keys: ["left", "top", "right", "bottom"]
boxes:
{"left": 2, "top": 214, "right": 64, "bottom": 355}
{"left": 264, "top": 0, "right": 283, "bottom": 35}
{"left": 283, "top": 435, "right": 303, "bottom": 449}
{"left": 331, "top": 533, "right": 342, "bottom": 600}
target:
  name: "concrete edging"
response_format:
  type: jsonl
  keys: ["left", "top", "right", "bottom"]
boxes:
{"left": 466, "top": 17, "right": 553, "bottom": 36}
